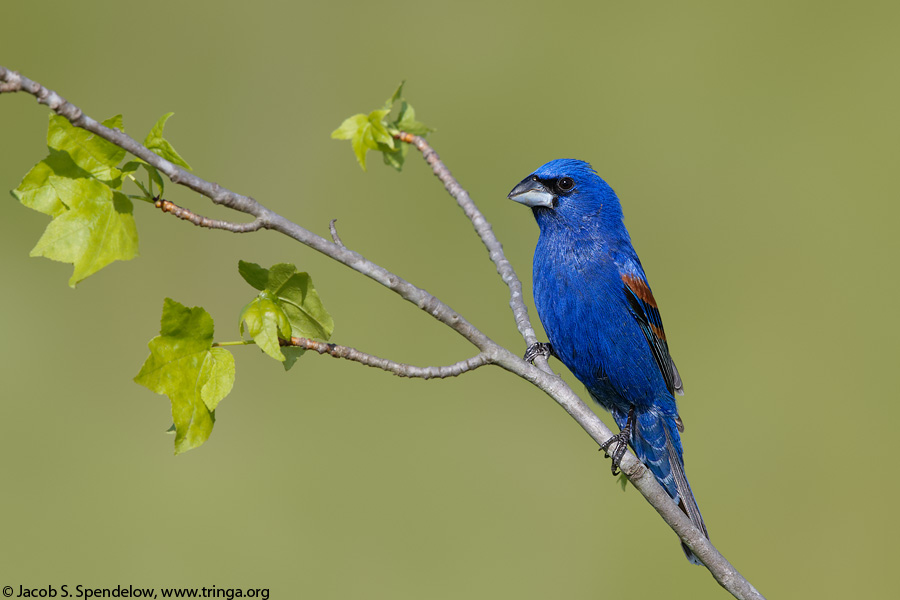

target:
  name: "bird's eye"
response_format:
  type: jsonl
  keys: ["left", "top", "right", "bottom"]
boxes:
{"left": 557, "top": 177, "right": 575, "bottom": 192}
{"left": 531, "top": 175, "right": 539, "bottom": 182}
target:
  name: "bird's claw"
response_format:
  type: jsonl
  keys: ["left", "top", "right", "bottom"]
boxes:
{"left": 598, "top": 432, "right": 630, "bottom": 475}
{"left": 598, "top": 406, "right": 635, "bottom": 475}
{"left": 524, "top": 342, "right": 553, "bottom": 364}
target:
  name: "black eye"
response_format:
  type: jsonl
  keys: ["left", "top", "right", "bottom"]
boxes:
{"left": 557, "top": 177, "right": 575, "bottom": 192}
{"left": 531, "top": 175, "right": 539, "bottom": 182}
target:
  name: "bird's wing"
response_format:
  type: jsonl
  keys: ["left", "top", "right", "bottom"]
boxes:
{"left": 620, "top": 270, "right": 684, "bottom": 397}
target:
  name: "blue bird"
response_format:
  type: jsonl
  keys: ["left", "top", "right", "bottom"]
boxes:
{"left": 509, "top": 159, "right": 708, "bottom": 563}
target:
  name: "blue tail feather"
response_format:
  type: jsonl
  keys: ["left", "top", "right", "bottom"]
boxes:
{"left": 615, "top": 408, "right": 708, "bottom": 564}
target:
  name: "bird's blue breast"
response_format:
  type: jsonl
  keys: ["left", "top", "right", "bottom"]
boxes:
{"left": 532, "top": 222, "right": 672, "bottom": 414}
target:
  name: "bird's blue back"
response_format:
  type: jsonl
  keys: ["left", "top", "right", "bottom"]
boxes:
{"left": 512, "top": 159, "right": 707, "bottom": 563}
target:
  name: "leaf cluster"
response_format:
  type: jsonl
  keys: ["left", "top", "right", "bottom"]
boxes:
{"left": 330, "top": 82, "right": 433, "bottom": 171}
{"left": 238, "top": 260, "right": 335, "bottom": 369}
{"left": 10, "top": 83, "right": 430, "bottom": 455}
{"left": 11, "top": 113, "right": 189, "bottom": 286}
{"left": 11, "top": 114, "right": 334, "bottom": 455}
{"left": 133, "top": 262, "right": 333, "bottom": 455}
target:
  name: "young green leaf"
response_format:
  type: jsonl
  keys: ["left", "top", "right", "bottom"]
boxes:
{"left": 332, "top": 83, "right": 433, "bottom": 172}
{"left": 47, "top": 114, "right": 125, "bottom": 183}
{"left": 237, "top": 260, "right": 270, "bottom": 291}
{"left": 120, "top": 160, "right": 141, "bottom": 177}
{"left": 30, "top": 177, "right": 138, "bottom": 287}
{"left": 13, "top": 150, "right": 92, "bottom": 216}
{"left": 331, "top": 113, "right": 374, "bottom": 171}
{"left": 238, "top": 261, "right": 334, "bottom": 366}
{"left": 330, "top": 110, "right": 394, "bottom": 171}
{"left": 143, "top": 113, "right": 193, "bottom": 171}
{"left": 380, "top": 142, "right": 409, "bottom": 171}
{"left": 368, "top": 109, "right": 394, "bottom": 149}
{"left": 134, "top": 299, "right": 235, "bottom": 455}
{"left": 198, "top": 348, "right": 235, "bottom": 411}
{"left": 259, "top": 262, "right": 334, "bottom": 339}
{"left": 331, "top": 113, "right": 368, "bottom": 141}
{"left": 383, "top": 81, "right": 405, "bottom": 110}
{"left": 12, "top": 114, "right": 141, "bottom": 285}
{"left": 395, "top": 102, "right": 434, "bottom": 136}
{"left": 13, "top": 113, "right": 127, "bottom": 216}
{"left": 239, "top": 293, "right": 292, "bottom": 361}
{"left": 280, "top": 347, "right": 305, "bottom": 371}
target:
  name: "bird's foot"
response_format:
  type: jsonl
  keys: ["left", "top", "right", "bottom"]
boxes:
{"left": 598, "top": 432, "right": 630, "bottom": 475}
{"left": 524, "top": 342, "right": 553, "bottom": 364}
{"left": 598, "top": 407, "right": 635, "bottom": 475}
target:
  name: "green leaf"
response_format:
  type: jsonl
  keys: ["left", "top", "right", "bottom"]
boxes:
{"left": 143, "top": 113, "right": 193, "bottom": 171}
{"left": 134, "top": 299, "right": 235, "bottom": 455}
{"left": 331, "top": 113, "right": 380, "bottom": 171}
{"left": 331, "top": 113, "right": 368, "bottom": 140}
{"left": 47, "top": 114, "right": 125, "bottom": 182}
{"left": 331, "top": 110, "right": 394, "bottom": 171}
{"left": 350, "top": 128, "right": 372, "bottom": 171}
{"left": 264, "top": 263, "right": 334, "bottom": 340}
{"left": 237, "top": 260, "right": 270, "bottom": 291}
{"left": 281, "top": 346, "right": 305, "bottom": 371}
{"left": 395, "top": 102, "right": 434, "bottom": 136}
{"left": 238, "top": 260, "right": 334, "bottom": 352}
{"left": 368, "top": 109, "right": 394, "bottom": 149}
{"left": 333, "top": 84, "right": 432, "bottom": 171}
{"left": 381, "top": 142, "right": 409, "bottom": 171}
{"left": 13, "top": 113, "right": 130, "bottom": 215}
{"left": 30, "top": 177, "right": 138, "bottom": 287}
{"left": 120, "top": 160, "right": 141, "bottom": 177}
{"left": 618, "top": 472, "right": 629, "bottom": 491}
{"left": 199, "top": 347, "right": 235, "bottom": 411}
{"left": 383, "top": 81, "right": 405, "bottom": 110}
{"left": 239, "top": 293, "right": 292, "bottom": 361}
{"left": 12, "top": 150, "right": 92, "bottom": 216}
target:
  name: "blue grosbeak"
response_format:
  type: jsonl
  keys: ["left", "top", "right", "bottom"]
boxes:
{"left": 509, "top": 159, "right": 708, "bottom": 563}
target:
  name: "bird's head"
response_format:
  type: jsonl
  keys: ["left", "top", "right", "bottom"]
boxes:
{"left": 507, "top": 159, "right": 624, "bottom": 232}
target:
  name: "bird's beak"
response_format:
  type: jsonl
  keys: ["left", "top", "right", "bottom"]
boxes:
{"left": 508, "top": 177, "right": 555, "bottom": 208}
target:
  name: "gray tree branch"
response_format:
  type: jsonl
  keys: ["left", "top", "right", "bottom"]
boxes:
{"left": 281, "top": 336, "right": 491, "bottom": 379}
{"left": 153, "top": 198, "right": 265, "bottom": 232}
{"left": 395, "top": 131, "right": 549, "bottom": 372}
{"left": 0, "top": 65, "right": 763, "bottom": 600}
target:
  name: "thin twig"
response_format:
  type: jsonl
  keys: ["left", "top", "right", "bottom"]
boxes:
{"left": 329, "top": 218, "right": 344, "bottom": 247}
{"left": 281, "top": 336, "right": 490, "bottom": 379}
{"left": 1, "top": 65, "right": 763, "bottom": 600}
{"left": 154, "top": 198, "right": 264, "bottom": 232}
{"left": 394, "top": 131, "right": 551, "bottom": 374}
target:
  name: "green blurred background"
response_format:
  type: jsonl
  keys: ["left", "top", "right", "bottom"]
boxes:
{"left": 2, "top": 1, "right": 897, "bottom": 597}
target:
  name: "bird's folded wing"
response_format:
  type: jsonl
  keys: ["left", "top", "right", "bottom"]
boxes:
{"left": 620, "top": 271, "right": 684, "bottom": 396}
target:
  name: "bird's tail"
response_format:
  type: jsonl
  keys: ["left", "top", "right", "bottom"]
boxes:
{"left": 619, "top": 408, "right": 709, "bottom": 564}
